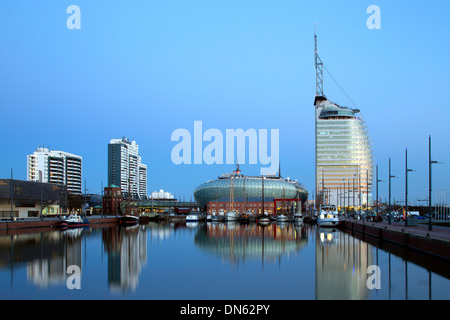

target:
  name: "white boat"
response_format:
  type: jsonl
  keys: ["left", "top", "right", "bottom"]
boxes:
{"left": 317, "top": 205, "right": 340, "bottom": 227}
{"left": 225, "top": 211, "right": 240, "bottom": 221}
{"left": 277, "top": 214, "right": 288, "bottom": 222}
{"left": 186, "top": 214, "right": 200, "bottom": 222}
{"left": 294, "top": 213, "right": 303, "bottom": 222}
{"left": 59, "top": 215, "right": 90, "bottom": 228}
{"left": 257, "top": 214, "right": 271, "bottom": 225}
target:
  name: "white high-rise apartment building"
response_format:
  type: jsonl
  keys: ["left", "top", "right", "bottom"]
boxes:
{"left": 27, "top": 147, "right": 83, "bottom": 194}
{"left": 108, "top": 137, "right": 148, "bottom": 199}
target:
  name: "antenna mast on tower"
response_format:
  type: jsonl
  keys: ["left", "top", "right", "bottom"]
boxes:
{"left": 314, "top": 24, "right": 324, "bottom": 97}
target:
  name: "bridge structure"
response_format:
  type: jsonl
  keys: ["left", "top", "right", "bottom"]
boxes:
{"left": 121, "top": 199, "right": 200, "bottom": 213}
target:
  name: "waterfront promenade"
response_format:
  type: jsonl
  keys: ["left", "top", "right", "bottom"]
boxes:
{"left": 342, "top": 218, "right": 450, "bottom": 260}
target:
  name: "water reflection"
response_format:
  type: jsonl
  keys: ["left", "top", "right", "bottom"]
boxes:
{"left": 315, "top": 227, "right": 372, "bottom": 300}
{"left": 194, "top": 222, "right": 308, "bottom": 266}
{"left": 102, "top": 225, "right": 147, "bottom": 293}
{"left": 0, "top": 229, "right": 83, "bottom": 288}
{"left": 0, "top": 222, "right": 449, "bottom": 299}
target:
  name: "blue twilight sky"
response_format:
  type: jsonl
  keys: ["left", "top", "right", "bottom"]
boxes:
{"left": 0, "top": 0, "right": 449, "bottom": 204}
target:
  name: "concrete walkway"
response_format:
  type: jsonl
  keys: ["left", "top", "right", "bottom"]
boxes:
{"left": 344, "top": 218, "right": 450, "bottom": 243}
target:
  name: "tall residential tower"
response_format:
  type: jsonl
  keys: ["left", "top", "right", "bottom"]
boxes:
{"left": 314, "top": 31, "right": 374, "bottom": 210}
{"left": 27, "top": 147, "right": 83, "bottom": 194}
{"left": 108, "top": 137, "right": 148, "bottom": 199}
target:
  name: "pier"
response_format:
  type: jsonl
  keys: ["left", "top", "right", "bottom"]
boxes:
{"left": 342, "top": 218, "right": 450, "bottom": 260}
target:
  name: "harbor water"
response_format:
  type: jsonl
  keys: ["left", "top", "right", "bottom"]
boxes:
{"left": 0, "top": 221, "right": 449, "bottom": 300}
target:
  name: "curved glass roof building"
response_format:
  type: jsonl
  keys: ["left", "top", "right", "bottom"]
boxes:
{"left": 194, "top": 168, "right": 309, "bottom": 208}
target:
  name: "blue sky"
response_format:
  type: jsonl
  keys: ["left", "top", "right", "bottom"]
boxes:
{"left": 1, "top": 0, "right": 449, "bottom": 204}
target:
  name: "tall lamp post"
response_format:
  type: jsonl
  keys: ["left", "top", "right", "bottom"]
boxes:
{"left": 376, "top": 165, "right": 383, "bottom": 219}
{"left": 342, "top": 179, "right": 347, "bottom": 217}
{"left": 428, "top": 135, "right": 440, "bottom": 231}
{"left": 348, "top": 179, "right": 350, "bottom": 218}
{"left": 388, "top": 158, "right": 397, "bottom": 225}
{"left": 366, "top": 170, "right": 370, "bottom": 218}
{"left": 337, "top": 185, "right": 340, "bottom": 213}
{"left": 405, "top": 149, "right": 414, "bottom": 227}
{"left": 358, "top": 167, "right": 362, "bottom": 216}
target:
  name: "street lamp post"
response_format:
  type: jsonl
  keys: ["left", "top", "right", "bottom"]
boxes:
{"left": 388, "top": 158, "right": 397, "bottom": 225}
{"left": 366, "top": 170, "right": 369, "bottom": 218}
{"left": 10, "top": 169, "right": 14, "bottom": 221}
{"left": 405, "top": 149, "right": 414, "bottom": 227}
{"left": 376, "top": 165, "right": 383, "bottom": 219}
{"left": 359, "top": 168, "right": 362, "bottom": 216}
{"left": 337, "top": 185, "right": 340, "bottom": 213}
{"left": 343, "top": 179, "right": 346, "bottom": 217}
{"left": 353, "top": 177, "right": 355, "bottom": 213}
{"left": 429, "top": 135, "right": 440, "bottom": 231}
{"left": 348, "top": 179, "right": 350, "bottom": 218}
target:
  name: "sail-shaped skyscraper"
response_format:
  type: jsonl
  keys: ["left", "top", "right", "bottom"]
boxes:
{"left": 314, "top": 30, "right": 374, "bottom": 210}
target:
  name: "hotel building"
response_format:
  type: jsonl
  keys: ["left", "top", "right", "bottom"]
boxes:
{"left": 313, "top": 31, "right": 374, "bottom": 209}
{"left": 315, "top": 96, "right": 374, "bottom": 209}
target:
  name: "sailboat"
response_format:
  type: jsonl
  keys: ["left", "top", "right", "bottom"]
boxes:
{"left": 226, "top": 175, "right": 240, "bottom": 221}
{"left": 294, "top": 195, "right": 303, "bottom": 222}
{"left": 257, "top": 175, "right": 271, "bottom": 225}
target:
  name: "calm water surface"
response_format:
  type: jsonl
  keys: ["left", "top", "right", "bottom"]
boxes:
{"left": 0, "top": 222, "right": 449, "bottom": 300}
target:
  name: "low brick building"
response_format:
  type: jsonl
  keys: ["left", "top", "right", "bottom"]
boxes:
{"left": 102, "top": 185, "right": 123, "bottom": 215}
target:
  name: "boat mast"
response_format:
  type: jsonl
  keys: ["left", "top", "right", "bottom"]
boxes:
{"left": 243, "top": 176, "right": 246, "bottom": 213}
{"left": 262, "top": 175, "right": 265, "bottom": 215}
{"left": 229, "top": 175, "right": 234, "bottom": 213}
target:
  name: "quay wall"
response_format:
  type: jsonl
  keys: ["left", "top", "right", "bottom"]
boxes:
{"left": 342, "top": 220, "right": 450, "bottom": 260}
{"left": 0, "top": 217, "right": 121, "bottom": 233}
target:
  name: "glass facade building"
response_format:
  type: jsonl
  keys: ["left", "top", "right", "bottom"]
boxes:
{"left": 194, "top": 169, "right": 309, "bottom": 209}
{"left": 315, "top": 96, "right": 374, "bottom": 209}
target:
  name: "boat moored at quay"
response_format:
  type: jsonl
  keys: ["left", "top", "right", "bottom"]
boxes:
{"left": 120, "top": 215, "right": 140, "bottom": 226}
{"left": 317, "top": 205, "right": 341, "bottom": 228}
{"left": 186, "top": 214, "right": 200, "bottom": 222}
{"left": 59, "top": 215, "right": 90, "bottom": 228}
{"left": 225, "top": 211, "right": 241, "bottom": 222}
